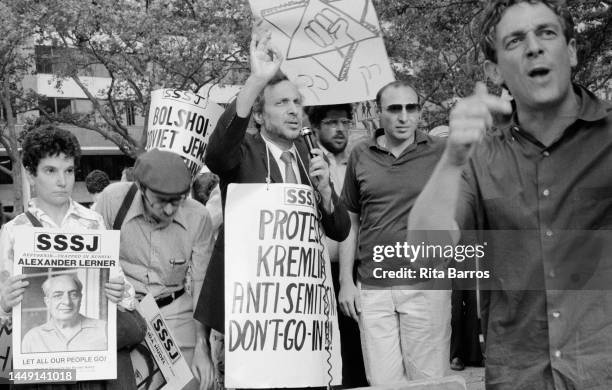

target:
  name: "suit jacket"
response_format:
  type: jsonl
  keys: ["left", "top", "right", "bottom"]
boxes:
{"left": 195, "top": 100, "right": 350, "bottom": 332}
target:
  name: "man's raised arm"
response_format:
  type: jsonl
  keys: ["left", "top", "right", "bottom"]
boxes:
{"left": 408, "top": 83, "right": 512, "bottom": 238}
{"left": 204, "top": 32, "right": 283, "bottom": 174}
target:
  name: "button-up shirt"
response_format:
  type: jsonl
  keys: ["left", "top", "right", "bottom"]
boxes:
{"left": 22, "top": 314, "right": 107, "bottom": 353}
{"left": 261, "top": 134, "right": 302, "bottom": 184}
{"left": 0, "top": 199, "right": 137, "bottom": 313}
{"left": 456, "top": 85, "right": 612, "bottom": 389}
{"left": 95, "top": 182, "right": 214, "bottom": 302}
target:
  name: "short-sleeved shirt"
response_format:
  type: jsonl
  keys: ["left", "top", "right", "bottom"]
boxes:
{"left": 457, "top": 85, "right": 612, "bottom": 389}
{"left": 0, "top": 199, "right": 137, "bottom": 313}
{"left": 95, "top": 182, "right": 214, "bottom": 301}
{"left": 342, "top": 129, "right": 445, "bottom": 283}
{"left": 22, "top": 315, "right": 107, "bottom": 353}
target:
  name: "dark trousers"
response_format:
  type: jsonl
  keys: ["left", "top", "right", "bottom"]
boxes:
{"left": 450, "top": 289, "right": 483, "bottom": 365}
{"left": 330, "top": 262, "right": 368, "bottom": 389}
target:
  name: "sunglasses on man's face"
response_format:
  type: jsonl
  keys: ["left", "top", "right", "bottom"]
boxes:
{"left": 384, "top": 104, "right": 420, "bottom": 114}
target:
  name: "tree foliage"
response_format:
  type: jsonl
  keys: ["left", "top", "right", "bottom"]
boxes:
{"left": 13, "top": 0, "right": 252, "bottom": 157}
{"left": 377, "top": 0, "right": 612, "bottom": 127}
{"left": 0, "top": 0, "right": 35, "bottom": 213}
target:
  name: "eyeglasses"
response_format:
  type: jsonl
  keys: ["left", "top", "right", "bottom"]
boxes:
{"left": 384, "top": 104, "right": 420, "bottom": 114}
{"left": 320, "top": 118, "right": 354, "bottom": 128}
{"left": 142, "top": 188, "right": 186, "bottom": 210}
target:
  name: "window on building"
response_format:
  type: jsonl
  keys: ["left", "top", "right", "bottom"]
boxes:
{"left": 34, "top": 46, "right": 110, "bottom": 78}
{"left": 35, "top": 46, "right": 53, "bottom": 74}
{"left": 77, "top": 154, "right": 135, "bottom": 182}
{"left": 39, "top": 97, "right": 72, "bottom": 115}
{"left": 125, "top": 102, "right": 136, "bottom": 126}
{"left": 0, "top": 158, "right": 12, "bottom": 185}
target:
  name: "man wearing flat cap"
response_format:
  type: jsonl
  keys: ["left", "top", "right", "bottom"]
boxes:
{"left": 95, "top": 148, "right": 216, "bottom": 390}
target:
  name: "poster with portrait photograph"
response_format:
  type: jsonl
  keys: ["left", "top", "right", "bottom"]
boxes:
{"left": 11, "top": 227, "right": 120, "bottom": 382}
{"left": 130, "top": 295, "right": 194, "bottom": 390}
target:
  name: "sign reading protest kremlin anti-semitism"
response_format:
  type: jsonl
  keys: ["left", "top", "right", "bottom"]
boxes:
{"left": 146, "top": 89, "right": 225, "bottom": 175}
{"left": 12, "top": 228, "right": 120, "bottom": 382}
{"left": 225, "top": 183, "right": 342, "bottom": 388}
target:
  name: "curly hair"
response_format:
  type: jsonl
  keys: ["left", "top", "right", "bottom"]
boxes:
{"left": 192, "top": 172, "right": 219, "bottom": 206}
{"left": 305, "top": 104, "right": 353, "bottom": 129}
{"left": 85, "top": 169, "right": 111, "bottom": 194}
{"left": 21, "top": 125, "right": 81, "bottom": 175}
{"left": 480, "top": 0, "right": 575, "bottom": 63}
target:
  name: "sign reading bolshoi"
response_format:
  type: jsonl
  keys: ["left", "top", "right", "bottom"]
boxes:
{"left": 225, "top": 183, "right": 342, "bottom": 388}
{"left": 146, "top": 89, "right": 225, "bottom": 176}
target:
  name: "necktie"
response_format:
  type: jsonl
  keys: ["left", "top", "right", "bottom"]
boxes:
{"left": 280, "top": 151, "right": 298, "bottom": 184}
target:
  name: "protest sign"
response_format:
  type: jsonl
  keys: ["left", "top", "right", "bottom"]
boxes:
{"left": 0, "top": 319, "right": 11, "bottom": 384}
{"left": 249, "top": 0, "right": 395, "bottom": 105}
{"left": 131, "top": 295, "right": 194, "bottom": 390}
{"left": 225, "top": 183, "right": 341, "bottom": 388}
{"left": 12, "top": 227, "right": 119, "bottom": 382}
{"left": 146, "top": 89, "right": 225, "bottom": 176}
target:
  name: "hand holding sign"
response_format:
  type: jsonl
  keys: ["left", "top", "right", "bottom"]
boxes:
{"left": 304, "top": 8, "right": 351, "bottom": 48}
{"left": 0, "top": 273, "right": 28, "bottom": 313}
{"left": 104, "top": 275, "right": 126, "bottom": 304}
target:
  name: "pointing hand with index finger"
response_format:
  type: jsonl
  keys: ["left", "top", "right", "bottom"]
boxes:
{"left": 446, "top": 82, "right": 512, "bottom": 166}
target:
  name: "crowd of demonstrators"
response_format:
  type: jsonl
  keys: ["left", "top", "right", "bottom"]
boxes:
{"left": 305, "top": 104, "right": 368, "bottom": 388}
{"left": 85, "top": 169, "right": 111, "bottom": 209}
{"left": 339, "top": 81, "right": 451, "bottom": 384}
{"left": 2, "top": 1, "right": 611, "bottom": 389}
{"left": 94, "top": 149, "right": 216, "bottom": 390}
{"left": 409, "top": 0, "right": 612, "bottom": 389}
{"left": 194, "top": 30, "right": 350, "bottom": 388}
{"left": 0, "top": 125, "right": 146, "bottom": 390}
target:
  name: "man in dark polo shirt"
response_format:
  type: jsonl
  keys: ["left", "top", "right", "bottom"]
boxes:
{"left": 338, "top": 80, "right": 450, "bottom": 385}
{"left": 409, "top": 0, "right": 612, "bottom": 389}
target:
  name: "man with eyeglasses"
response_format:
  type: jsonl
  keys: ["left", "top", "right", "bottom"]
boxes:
{"left": 95, "top": 148, "right": 216, "bottom": 390}
{"left": 338, "top": 80, "right": 451, "bottom": 384}
{"left": 305, "top": 103, "right": 368, "bottom": 388}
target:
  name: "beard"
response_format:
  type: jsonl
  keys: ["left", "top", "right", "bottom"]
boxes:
{"left": 320, "top": 137, "right": 347, "bottom": 155}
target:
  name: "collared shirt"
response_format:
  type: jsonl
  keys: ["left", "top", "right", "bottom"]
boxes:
{"left": 22, "top": 314, "right": 107, "bottom": 353}
{"left": 342, "top": 129, "right": 445, "bottom": 282}
{"left": 0, "top": 199, "right": 137, "bottom": 312}
{"left": 319, "top": 142, "right": 349, "bottom": 262}
{"left": 457, "top": 85, "right": 612, "bottom": 389}
{"left": 95, "top": 182, "right": 214, "bottom": 301}
{"left": 261, "top": 134, "right": 302, "bottom": 184}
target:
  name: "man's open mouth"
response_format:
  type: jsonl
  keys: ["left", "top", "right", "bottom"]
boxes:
{"left": 528, "top": 67, "right": 551, "bottom": 78}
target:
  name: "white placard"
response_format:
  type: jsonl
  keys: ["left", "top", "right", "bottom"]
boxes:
{"left": 130, "top": 294, "right": 194, "bottom": 390}
{"left": 249, "top": 0, "right": 395, "bottom": 105}
{"left": 225, "top": 183, "right": 341, "bottom": 388}
{"left": 146, "top": 89, "right": 225, "bottom": 176}
{"left": 12, "top": 227, "right": 119, "bottom": 382}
